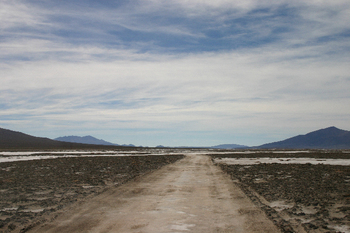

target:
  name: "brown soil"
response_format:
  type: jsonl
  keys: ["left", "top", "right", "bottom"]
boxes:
{"left": 25, "top": 154, "right": 280, "bottom": 233}
{"left": 212, "top": 151, "right": 350, "bottom": 233}
{"left": 0, "top": 155, "right": 184, "bottom": 233}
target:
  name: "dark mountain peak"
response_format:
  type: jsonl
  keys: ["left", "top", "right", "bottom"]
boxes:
{"left": 307, "top": 126, "right": 343, "bottom": 134}
{"left": 327, "top": 126, "right": 339, "bottom": 130}
{"left": 258, "top": 126, "right": 350, "bottom": 149}
{"left": 304, "top": 127, "right": 349, "bottom": 140}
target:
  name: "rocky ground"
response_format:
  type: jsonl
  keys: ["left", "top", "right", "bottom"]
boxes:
{"left": 0, "top": 154, "right": 184, "bottom": 233}
{"left": 212, "top": 151, "right": 350, "bottom": 233}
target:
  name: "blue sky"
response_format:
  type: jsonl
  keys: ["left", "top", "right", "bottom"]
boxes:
{"left": 1, "top": 0, "right": 350, "bottom": 147}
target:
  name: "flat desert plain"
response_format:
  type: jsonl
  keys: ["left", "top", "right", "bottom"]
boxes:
{"left": 0, "top": 149, "right": 349, "bottom": 233}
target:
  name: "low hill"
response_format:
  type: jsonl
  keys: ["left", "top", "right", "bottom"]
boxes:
{"left": 55, "top": 136, "right": 117, "bottom": 146}
{"left": 258, "top": 126, "right": 350, "bottom": 149}
{"left": 0, "top": 128, "right": 127, "bottom": 150}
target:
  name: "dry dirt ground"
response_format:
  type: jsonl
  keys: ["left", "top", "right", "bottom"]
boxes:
{"left": 0, "top": 154, "right": 184, "bottom": 233}
{"left": 23, "top": 154, "right": 279, "bottom": 233}
{"left": 2, "top": 151, "right": 349, "bottom": 233}
{"left": 212, "top": 151, "right": 350, "bottom": 233}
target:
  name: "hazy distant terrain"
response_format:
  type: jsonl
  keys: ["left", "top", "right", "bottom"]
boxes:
{"left": 1, "top": 126, "right": 350, "bottom": 149}
{"left": 55, "top": 135, "right": 117, "bottom": 146}
{"left": 210, "top": 144, "right": 248, "bottom": 149}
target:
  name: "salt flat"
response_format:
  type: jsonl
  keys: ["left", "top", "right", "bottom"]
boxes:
{"left": 214, "top": 157, "right": 350, "bottom": 166}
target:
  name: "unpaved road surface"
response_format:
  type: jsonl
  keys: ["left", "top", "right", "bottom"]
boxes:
{"left": 28, "top": 154, "right": 280, "bottom": 233}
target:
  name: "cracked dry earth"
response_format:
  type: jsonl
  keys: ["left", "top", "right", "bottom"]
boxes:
{"left": 27, "top": 154, "right": 280, "bottom": 233}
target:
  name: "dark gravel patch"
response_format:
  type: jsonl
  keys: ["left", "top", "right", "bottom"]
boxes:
{"left": 212, "top": 152, "right": 350, "bottom": 233}
{"left": 0, "top": 155, "right": 184, "bottom": 232}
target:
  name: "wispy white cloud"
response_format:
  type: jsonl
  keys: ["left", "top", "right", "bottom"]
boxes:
{"left": 2, "top": 43, "right": 349, "bottom": 144}
{"left": 0, "top": 0, "right": 349, "bottom": 146}
{"left": 0, "top": 0, "right": 47, "bottom": 30}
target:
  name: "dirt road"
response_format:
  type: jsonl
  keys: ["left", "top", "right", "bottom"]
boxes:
{"left": 28, "top": 154, "right": 280, "bottom": 233}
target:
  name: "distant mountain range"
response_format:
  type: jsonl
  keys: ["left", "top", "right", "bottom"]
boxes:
{"left": 158, "top": 144, "right": 248, "bottom": 149}
{"left": 257, "top": 126, "right": 350, "bottom": 149}
{"left": 55, "top": 136, "right": 116, "bottom": 146}
{"left": 55, "top": 136, "right": 136, "bottom": 147}
{"left": 1, "top": 126, "right": 350, "bottom": 150}
{"left": 210, "top": 144, "right": 248, "bottom": 149}
{"left": 0, "top": 128, "right": 130, "bottom": 150}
